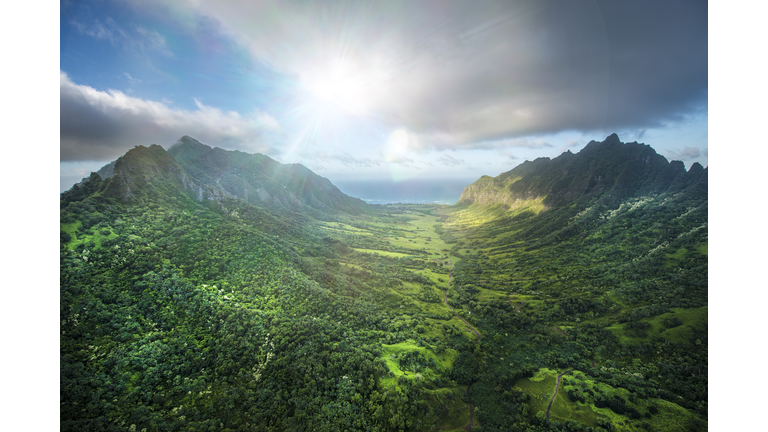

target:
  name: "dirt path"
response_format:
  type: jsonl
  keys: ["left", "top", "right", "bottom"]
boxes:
{"left": 507, "top": 294, "right": 522, "bottom": 313}
{"left": 549, "top": 326, "right": 568, "bottom": 338}
{"left": 545, "top": 370, "right": 573, "bottom": 420}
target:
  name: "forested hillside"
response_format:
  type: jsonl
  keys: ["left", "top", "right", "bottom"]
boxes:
{"left": 61, "top": 136, "right": 707, "bottom": 432}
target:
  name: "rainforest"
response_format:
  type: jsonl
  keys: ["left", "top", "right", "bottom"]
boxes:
{"left": 60, "top": 134, "right": 707, "bottom": 432}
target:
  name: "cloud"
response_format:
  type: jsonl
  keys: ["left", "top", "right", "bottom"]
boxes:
{"left": 134, "top": 25, "right": 173, "bottom": 56}
{"left": 299, "top": 151, "right": 380, "bottom": 168}
{"left": 678, "top": 147, "right": 701, "bottom": 159}
{"left": 436, "top": 154, "right": 465, "bottom": 166}
{"left": 124, "top": 72, "right": 142, "bottom": 87}
{"left": 498, "top": 150, "right": 518, "bottom": 161}
{"left": 71, "top": 17, "right": 172, "bottom": 56}
{"left": 70, "top": 17, "right": 127, "bottom": 45}
{"left": 60, "top": 71, "right": 279, "bottom": 161}
{"left": 124, "top": 0, "right": 707, "bottom": 150}
{"left": 665, "top": 146, "right": 706, "bottom": 163}
{"left": 379, "top": 150, "right": 413, "bottom": 165}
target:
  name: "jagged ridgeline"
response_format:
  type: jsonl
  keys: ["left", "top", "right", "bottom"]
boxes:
{"left": 458, "top": 133, "right": 706, "bottom": 210}
{"left": 62, "top": 136, "right": 369, "bottom": 217}
{"left": 60, "top": 134, "right": 707, "bottom": 432}
{"left": 453, "top": 133, "right": 706, "bottom": 251}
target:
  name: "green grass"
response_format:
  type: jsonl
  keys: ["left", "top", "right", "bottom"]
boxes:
{"left": 61, "top": 221, "right": 81, "bottom": 249}
{"left": 61, "top": 220, "right": 119, "bottom": 250}
{"left": 379, "top": 341, "right": 459, "bottom": 389}
{"left": 664, "top": 247, "right": 688, "bottom": 268}
{"left": 318, "top": 221, "right": 372, "bottom": 235}
{"left": 554, "top": 372, "right": 706, "bottom": 432}
{"left": 476, "top": 287, "right": 509, "bottom": 302}
{"left": 607, "top": 306, "right": 707, "bottom": 345}
{"left": 548, "top": 386, "right": 599, "bottom": 426}
{"left": 339, "top": 262, "right": 365, "bottom": 271}
{"left": 352, "top": 248, "right": 413, "bottom": 258}
{"left": 696, "top": 242, "right": 708, "bottom": 256}
{"left": 516, "top": 369, "right": 559, "bottom": 415}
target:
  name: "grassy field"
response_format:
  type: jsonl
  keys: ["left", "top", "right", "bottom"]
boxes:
{"left": 608, "top": 306, "right": 708, "bottom": 345}
{"left": 352, "top": 248, "right": 414, "bottom": 258}
{"left": 61, "top": 220, "right": 119, "bottom": 250}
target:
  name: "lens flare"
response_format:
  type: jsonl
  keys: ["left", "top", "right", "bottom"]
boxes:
{"left": 387, "top": 129, "right": 410, "bottom": 156}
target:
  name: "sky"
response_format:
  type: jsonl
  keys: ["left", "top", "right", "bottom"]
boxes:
{"left": 59, "top": 0, "right": 709, "bottom": 192}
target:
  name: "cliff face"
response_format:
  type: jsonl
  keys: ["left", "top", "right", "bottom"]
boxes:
{"left": 458, "top": 134, "right": 706, "bottom": 211}
{"left": 167, "top": 136, "right": 369, "bottom": 215}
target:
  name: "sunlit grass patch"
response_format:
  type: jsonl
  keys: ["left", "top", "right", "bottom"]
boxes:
{"left": 548, "top": 386, "right": 599, "bottom": 426}
{"left": 607, "top": 306, "right": 707, "bottom": 345}
{"left": 516, "top": 369, "right": 559, "bottom": 415}
{"left": 475, "top": 286, "right": 511, "bottom": 301}
{"left": 339, "top": 262, "right": 364, "bottom": 271}
{"left": 380, "top": 340, "right": 457, "bottom": 387}
{"left": 319, "top": 221, "right": 371, "bottom": 233}
{"left": 61, "top": 220, "right": 81, "bottom": 249}
{"left": 62, "top": 220, "right": 119, "bottom": 250}
{"left": 352, "top": 248, "right": 412, "bottom": 258}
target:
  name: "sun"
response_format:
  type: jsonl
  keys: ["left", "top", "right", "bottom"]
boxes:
{"left": 300, "top": 64, "right": 375, "bottom": 116}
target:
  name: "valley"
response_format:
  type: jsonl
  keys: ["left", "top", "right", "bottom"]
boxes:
{"left": 61, "top": 135, "right": 707, "bottom": 432}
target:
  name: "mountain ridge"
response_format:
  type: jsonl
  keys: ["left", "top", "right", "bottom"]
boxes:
{"left": 62, "top": 136, "right": 369, "bottom": 217}
{"left": 458, "top": 133, "right": 706, "bottom": 212}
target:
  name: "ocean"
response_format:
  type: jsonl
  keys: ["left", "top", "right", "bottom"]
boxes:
{"left": 333, "top": 178, "right": 475, "bottom": 205}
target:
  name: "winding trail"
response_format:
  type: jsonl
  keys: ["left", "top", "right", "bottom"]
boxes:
{"left": 545, "top": 369, "right": 573, "bottom": 420}
{"left": 549, "top": 326, "right": 569, "bottom": 338}
{"left": 507, "top": 294, "right": 522, "bottom": 313}
{"left": 443, "top": 259, "right": 481, "bottom": 431}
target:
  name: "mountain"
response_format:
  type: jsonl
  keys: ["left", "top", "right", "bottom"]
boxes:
{"left": 62, "top": 136, "right": 368, "bottom": 217}
{"left": 167, "top": 136, "right": 368, "bottom": 215}
{"left": 458, "top": 133, "right": 707, "bottom": 211}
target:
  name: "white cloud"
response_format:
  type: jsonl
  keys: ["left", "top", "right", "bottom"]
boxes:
{"left": 379, "top": 150, "right": 413, "bottom": 165}
{"left": 71, "top": 17, "right": 172, "bottom": 56}
{"left": 134, "top": 25, "right": 173, "bottom": 56}
{"left": 60, "top": 71, "right": 279, "bottom": 161}
{"left": 71, "top": 17, "right": 127, "bottom": 45}
{"left": 124, "top": 72, "right": 142, "bottom": 86}
{"left": 298, "top": 151, "right": 380, "bottom": 167}
{"left": 679, "top": 147, "right": 701, "bottom": 159}
{"left": 436, "top": 154, "right": 465, "bottom": 166}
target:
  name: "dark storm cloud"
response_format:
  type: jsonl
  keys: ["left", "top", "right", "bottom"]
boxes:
{"left": 132, "top": 0, "right": 706, "bottom": 150}
{"left": 60, "top": 72, "right": 279, "bottom": 161}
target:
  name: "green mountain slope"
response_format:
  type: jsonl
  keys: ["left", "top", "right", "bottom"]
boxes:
{"left": 167, "top": 136, "right": 369, "bottom": 216}
{"left": 458, "top": 133, "right": 706, "bottom": 211}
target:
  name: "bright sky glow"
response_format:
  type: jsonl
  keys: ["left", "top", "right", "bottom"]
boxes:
{"left": 301, "top": 62, "right": 380, "bottom": 116}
